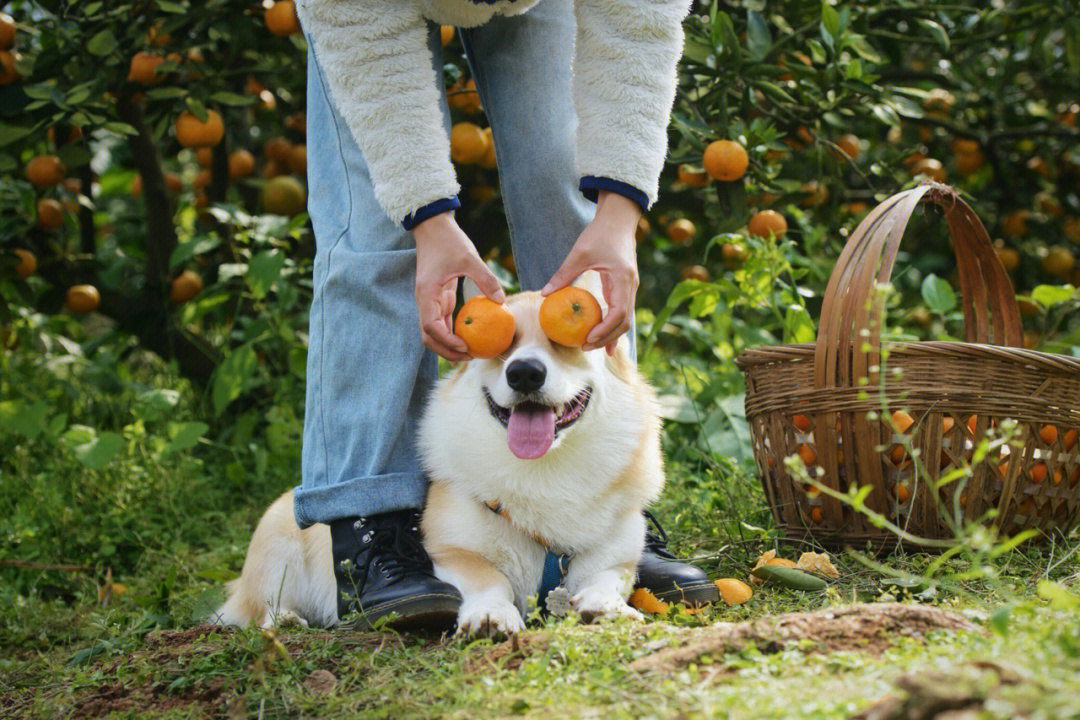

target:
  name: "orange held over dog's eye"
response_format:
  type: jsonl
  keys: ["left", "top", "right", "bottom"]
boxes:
{"left": 539, "top": 286, "right": 602, "bottom": 348}
{"left": 454, "top": 297, "right": 515, "bottom": 358}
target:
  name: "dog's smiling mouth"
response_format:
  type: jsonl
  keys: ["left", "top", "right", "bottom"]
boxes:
{"left": 484, "top": 388, "right": 592, "bottom": 459}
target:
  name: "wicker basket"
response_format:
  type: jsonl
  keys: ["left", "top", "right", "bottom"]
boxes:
{"left": 734, "top": 183, "right": 1080, "bottom": 551}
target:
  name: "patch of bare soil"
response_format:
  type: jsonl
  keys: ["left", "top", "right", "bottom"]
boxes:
{"left": 852, "top": 660, "right": 1029, "bottom": 720}
{"left": 628, "top": 603, "right": 980, "bottom": 674}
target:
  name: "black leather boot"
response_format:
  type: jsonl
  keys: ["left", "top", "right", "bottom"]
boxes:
{"left": 635, "top": 511, "right": 719, "bottom": 606}
{"left": 331, "top": 509, "right": 461, "bottom": 632}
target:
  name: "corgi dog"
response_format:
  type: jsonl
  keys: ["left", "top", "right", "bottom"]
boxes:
{"left": 214, "top": 273, "right": 664, "bottom": 635}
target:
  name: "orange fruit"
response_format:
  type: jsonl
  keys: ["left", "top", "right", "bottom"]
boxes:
{"left": 13, "top": 249, "right": 36, "bottom": 278}
{"left": 261, "top": 176, "right": 307, "bottom": 216}
{"left": 799, "top": 181, "right": 829, "bottom": 207}
{"left": 479, "top": 128, "right": 497, "bottom": 170}
{"left": 894, "top": 483, "right": 911, "bottom": 503}
{"left": 285, "top": 111, "right": 306, "bottom": 134}
{"left": 714, "top": 578, "right": 753, "bottom": 605}
{"left": 1001, "top": 210, "right": 1029, "bottom": 238}
{"left": 793, "top": 414, "right": 812, "bottom": 432}
{"left": 146, "top": 22, "right": 171, "bottom": 46}
{"left": 25, "top": 155, "right": 66, "bottom": 188}
{"left": 175, "top": 110, "right": 224, "bottom": 148}
{"left": 127, "top": 52, "right": 164, "bottom": 84}
{"left": 635, "top": 216, "right": 650, "bottom": 243}
{"left": 263, "top": 136, "right": 293, "bottom": 162}
{"left": 170, "top": 270, "right": 203, "bottom": 304}
{"left": 1064, "top": 216, "right": 1080, "bottom": 243}
{"left": 130, "top": 174, "right": 143, "bottom": 197}
{"left": 954, "top": 150, "right": 985, "bottom": 175}
{"left": 1070, "top": 467, "right": 1080, "bottom": 488}
{"left": 912, "top": 158, "right": 947, "bottom": 182}
{"left": 892, "top": 410, "right": 915, "bottom": 433}
{"left": 952, "top": 138, "right": 980, "bottom": 154}
{"left": 195, "top": 147, "right": 213, "bottom": 168}
{"left": 539, "top": 286, "right": 602, "bottom": 348}
{"left": 450, "top": 122, "right": 488, "bottom": 164}
{"left": 265, "top": 0, "right": 302, "bottom": 36}
{"left": 629, "top": 587, "right": 669, "bottom": 614}
{"left": 1027, "top": 156, "right": 1051, "bottom": 178}
{"left": 47, "top": 125, "right": 83, "bottom": 145}
{"left": 193, "top": 191, "right": 209, "bottom": 210}
{"left": 766, "top": 557, "right": 798, "bottom": 569}
{"left": 1030, "top": 463, "right": 1048, "bottom": 484}
{"left": 35, "top": 198, "right": 64, "bottom": 230}
{"left": 1036, "top": 192, "right": 1062, "bottom": 217}
{"left": 834, "top": 133, "right": 860, "bottom": 160}
{"left": 287, "top": 144, "right": 307, "bottom": 175}
{"left": 942, "top": 416, "right": 955, "bottom": 433}
{"left": 810, "top": 506, "right": 824, "bottom": 524}
{"left": 702, "top": 140, "right": 749, "bottom": 181}
{"left": 229, "top": 149, "right": 256, "bottom": 179}
{"left": 666, "top": 218, "right": 696, "bottom": 244}
{"left": 459, "top": 78, "right": 482, "bottom": 114}
{"left": 996, "top": 245, "right": 1020, "bottom": 272}
{"left": 65, "top": 285, "right": 100, "bottom": 314}
{"left": 193, "top": 168, "right": 212, "bottom": 190}
{"left": 677, "top": 164, "right": 709, "bottom": 187}
{"left": 1064, "top": 429, "right": 1078, "bottom": 451}
{"left": 164, "top": 172, "right": 183, "bottom": 194}
{"left": 721, "top": 242, "right": 747, "bottom": 268}
{"left": 1040, "top": 425, "right": 1059, "bottom": 445}
{"left": 1042, "top": 247, "right": 1075, "bottom": 278}
{"left": 747, "top": 209, "right": 787, "bottom": 239}
{"left": 890, "top": 444, "right": 908, "bottom": 466}
{"left": 680, "top": 265, "right": 710, "bottom": 282}
{"left": 454, "top": 296, "right": 515, "bottom": 358}
{"left": 0, "top": 49, "right": 20, "bottom": 85}
{"left": 0, "top": 13, "right": 15, "bottom": 49}
{"left": 797, "top": 443, "right": 817, "bottom": 466}
{"left": 262, "top": 159, "right": 287, "bottom": 179}
{"left": 440, "top": 25, "right": 455, "bottom": 46}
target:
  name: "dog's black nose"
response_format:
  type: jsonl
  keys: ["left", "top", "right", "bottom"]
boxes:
{"left": 506, "top": 358, "right": 546, "bottom": 393}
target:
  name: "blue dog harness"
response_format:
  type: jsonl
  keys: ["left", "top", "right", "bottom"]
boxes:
{"left": 485, "top": 501, "right": 570, "bottom": 611}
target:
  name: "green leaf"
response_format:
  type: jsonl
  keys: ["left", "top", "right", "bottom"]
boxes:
{"left": 745, "top": 11, "right": 772, "bottom": 61}
{"left": 922, "top": 274, "right": 957, "bottom": 314}
{"left": 185, "top": 97, "right": 208, "bottom": 122}
{"left": 156, "top": 0, "right": 187, "bottom": 12}
{"left": 702, "top": 394, "right": 751, "bottom": 462}
{"left": 162, "top": 421, "right": 209, "bottom": 455}
{"left": 844, "top": 34, "right": 883, "bottom": 63}
{"left": 209, "top": 91, "right": 256, "bottom": 107}
{"left": 1031, "top": 284, "right": 1076, "bottom": 307}
{"left": 0, "top": 121, "right": 34, "bottom": 147}
{"left": 918, "top": 19, "right": 950, "bottom": 52}
{"left": 871, "top": 104, "right": 901, "bottom": 127}
{"left": 212, "top": 345, "right": 258, "bottom": 415}
{"left": 247, "top": 250, "right": 286, "bottom": 299}
{"left": 103, "top": 122, "right": 138, "bottom": 136}
{"left": 74, "top": 432, "right": 123, "bottom": 469}
{"left": 657, "top": 390, "right": 699, "bottom": 424}
{"left": 87, "top": 29, "right": 118, "bottom": 56}
{"left": 145, "top": 87, "right": 188, "bottom": 100}
{"left": 0, "top": 399, "right": 49, "bottom": 439}
{"left": 821, "top": 3, "right": 841, "bottom": 46}
{"left": 133, "top": 388, "right": 181, "bottom": 421}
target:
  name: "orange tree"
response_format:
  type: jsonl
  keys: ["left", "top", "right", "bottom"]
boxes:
{"left": 0, "top": 0, "right": 309, "bottom": 407}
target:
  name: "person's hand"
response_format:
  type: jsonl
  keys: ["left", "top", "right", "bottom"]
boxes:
{"left": 541, "top": 191, "right": 641, "bottom": 355}
{"left": 413, "top": 212, "right": 505, "bottom": 361}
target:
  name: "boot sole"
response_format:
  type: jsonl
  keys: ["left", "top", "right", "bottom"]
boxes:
{"left": 343, "top": 592, "right": 461, "bottom": 634}
{"left": 652, "top": 581, "right": 721, "bottom": 607}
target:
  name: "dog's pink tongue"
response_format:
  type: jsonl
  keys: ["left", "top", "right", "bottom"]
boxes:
{"left": 506, "top": 404, "right": 555, "bottom": 459}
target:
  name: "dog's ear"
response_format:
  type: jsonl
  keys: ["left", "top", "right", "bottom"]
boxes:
{"left": 461, "top": 278, "right": 482, "bottom": 303}
{"left": 571, "top": 270, "right": 607, "bottom": 313}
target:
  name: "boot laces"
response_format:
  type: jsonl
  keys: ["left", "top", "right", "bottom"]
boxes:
{"left": 643, "top": 510, "right": 677, "bottom": 560}
{"left": 364, "top": 510, "right": 432, "bottom": 582}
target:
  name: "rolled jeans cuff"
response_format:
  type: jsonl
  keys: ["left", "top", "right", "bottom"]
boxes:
{"left": 293, "top": 472, "right": 429, "bottom": 528}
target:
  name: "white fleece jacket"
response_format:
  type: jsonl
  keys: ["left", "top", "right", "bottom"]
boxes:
{"left": 297, "top": 0, "right": 690, "bottom": 227}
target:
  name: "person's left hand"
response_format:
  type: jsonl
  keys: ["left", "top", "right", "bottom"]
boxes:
{"left": 541, "top": 190, "right": 642, "bottom": 355}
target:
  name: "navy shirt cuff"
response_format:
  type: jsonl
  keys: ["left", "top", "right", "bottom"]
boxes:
{"left": 402, "top": 196, "right": 461, "bottom": 230}
{"left": 579, "top": 176, "right": 649, "bottom": 213}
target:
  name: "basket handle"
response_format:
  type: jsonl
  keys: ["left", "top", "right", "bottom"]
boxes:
{"left": 813, "top": 182, "right": 1023, "bottom": 392}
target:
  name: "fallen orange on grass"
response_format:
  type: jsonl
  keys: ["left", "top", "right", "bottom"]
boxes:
{"left": 539, "top": 286, "right": 602, "bottom": 348}
{"left": 714, "top": 578, "right": 753, "bottom": 605}
{"left": 455, "top": 296, "right": 515, "bottom": 358}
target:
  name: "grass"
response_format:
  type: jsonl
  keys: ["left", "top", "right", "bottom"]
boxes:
{"left": 2, "top": 334, "right": 1079, "bottom": 718}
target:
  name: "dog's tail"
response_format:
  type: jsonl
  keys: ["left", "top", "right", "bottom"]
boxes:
{"left": 209, "top": 578, "right": 260, "bottom": 626}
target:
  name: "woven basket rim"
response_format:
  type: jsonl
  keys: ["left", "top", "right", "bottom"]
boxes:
{"left": 735, "top": 340, "right": 1080, "bottom": 374}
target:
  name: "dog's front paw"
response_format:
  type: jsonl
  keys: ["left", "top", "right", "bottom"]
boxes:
{"left": 571, "top": 587, "right": 644, "bottom": 624}
{"left": 456, "top": 597, "right": 525, "bottom": 639}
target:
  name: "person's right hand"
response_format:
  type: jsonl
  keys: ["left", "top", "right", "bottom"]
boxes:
{"left": 412, "top": 211, "right": 505, "bottom": 361}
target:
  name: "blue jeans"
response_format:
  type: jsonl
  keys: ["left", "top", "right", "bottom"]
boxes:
{"left": 294, "top": 0, "right": 594, "bottom": 527}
